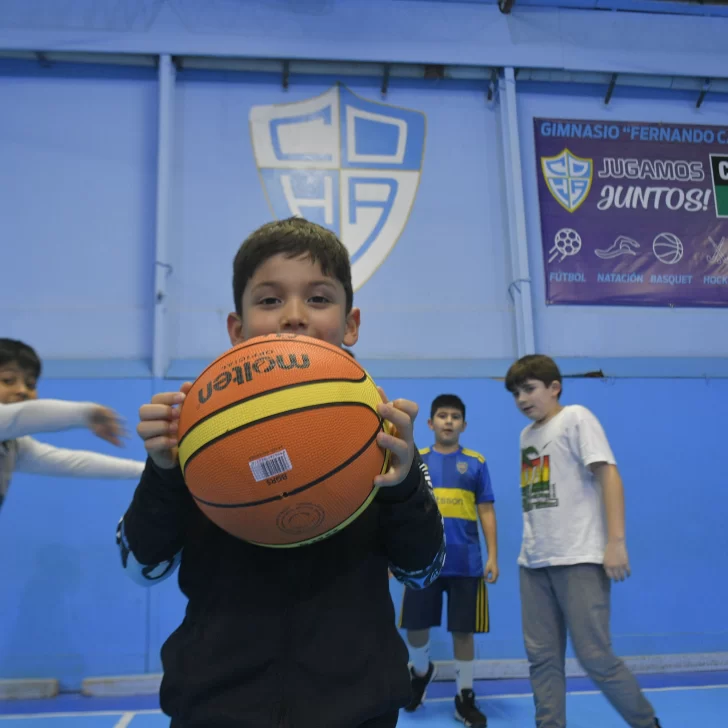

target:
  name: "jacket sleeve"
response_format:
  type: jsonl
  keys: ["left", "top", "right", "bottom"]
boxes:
{"left": 376, "top": 449, "right": 445, "bottom": 589}
{"left": 116, "top": 458, "right": 196, "bottom": 588}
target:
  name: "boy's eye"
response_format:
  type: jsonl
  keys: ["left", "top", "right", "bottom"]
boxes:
{"left": 309, "top": 295, "right": 330, "bottom": 304}
{"left": 258, "top": 297, "right": 280, "bottom": 306}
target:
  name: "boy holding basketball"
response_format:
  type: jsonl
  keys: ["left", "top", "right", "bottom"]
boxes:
{"left": 117, "top": 218, "right": 446, "bottom": 728}
{"left": 505, "top": 354, "right": 662, "bottom": 728}
{"left": 1, "top": 338, "right": 144, "bottom": 511}
{"left": 400, "top": 394, "right": 497, "bottom": 727}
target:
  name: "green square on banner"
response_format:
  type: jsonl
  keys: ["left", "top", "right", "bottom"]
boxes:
{"left": 710, "top": 154, "right": 728, "bottom": 217}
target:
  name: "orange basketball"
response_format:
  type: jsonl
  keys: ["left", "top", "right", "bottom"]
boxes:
{"left": 177, "top": 334, "right": 390, "bottom": 548}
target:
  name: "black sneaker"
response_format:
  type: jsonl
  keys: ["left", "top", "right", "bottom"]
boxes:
{"left": 455, "top": 688, "right": 487, "bottom": 727}
{"left": 404, "top": 661, "right": 434, "bottom": 712}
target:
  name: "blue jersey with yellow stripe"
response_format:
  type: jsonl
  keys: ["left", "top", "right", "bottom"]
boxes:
{"left": 420, "top": 446, "right": 495, "bottom": 578}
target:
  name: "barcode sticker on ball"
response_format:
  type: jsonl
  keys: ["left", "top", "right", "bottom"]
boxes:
{"left": 249, "top": 450, "right": 293, "bottom": 482}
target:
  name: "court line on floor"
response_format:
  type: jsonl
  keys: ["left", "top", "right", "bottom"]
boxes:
{"left": 0, "top": 710, "right": 160, "bottom": 721}
{"left": 1, "top": 684, "right": 726, "bottom": 719}
{"left": 113, "top": 714, "right": 136, "bottom": 728}
{"left": 420, "top": 682, "right": 728, "bottom": 704}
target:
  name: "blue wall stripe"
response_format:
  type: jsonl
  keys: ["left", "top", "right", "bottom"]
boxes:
{"left": 41, "top": 359, "right": 152, "bottom": 379}
{"left": 37, "top": 357, "right": 728, "bottom": 380}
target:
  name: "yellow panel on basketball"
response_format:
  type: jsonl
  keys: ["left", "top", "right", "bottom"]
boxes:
{"left": 176, "top": 334, "right": 391, "bottom": 548}
{"left": 178, "top": 378, "right": 383, "bottom": 472}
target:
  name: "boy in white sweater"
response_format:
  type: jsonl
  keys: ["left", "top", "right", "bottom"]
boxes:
{"left": 0, "top": 338, "right": 144, "bottom": 509}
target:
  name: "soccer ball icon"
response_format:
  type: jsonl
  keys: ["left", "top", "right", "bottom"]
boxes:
{"left": 549, "top": 228, "right": 582, "bottom": 263}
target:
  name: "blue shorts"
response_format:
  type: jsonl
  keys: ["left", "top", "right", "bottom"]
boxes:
{"left": 398, "top": 576, "right": 490, "bottom": 634}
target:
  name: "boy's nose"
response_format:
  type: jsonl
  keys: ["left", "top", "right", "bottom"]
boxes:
{"left": 279, "top": 300, "right": 307, "bottom": 332}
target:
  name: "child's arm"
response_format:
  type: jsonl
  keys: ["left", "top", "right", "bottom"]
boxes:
{"left": 574, "top": 406, "right": 630, "bottom": 582}
{"left": 374, "top": 391, "right": 445, "bottom": 588}
{"left": 591, "top": 462, "right": 631, "bottom": 581}
{"left": 117, "top": 385, "right": 196, "bottom": 587}
{"left": 379, "top": 450, "right": 446, "bottom": 588}
{"left": 477, "top": 503, "right": 499, "bottom": 584}
{"left": 15, "top": 437, "right": 144, "bottom": 479}
{"left": 117, "top": 458, "right": 195, "bottom": 587}
{"left": 0, "top": 399, "right": 125, "bottom": 446}
{"left": 476, "top": 459, "right": 498, "bottom": 583}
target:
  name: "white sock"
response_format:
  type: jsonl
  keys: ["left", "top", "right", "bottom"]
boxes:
{"left": 455, "top": 659, "right": 474, "bottom": 694}
{"left": 409, "top": 641, "right": 431, "bottom": 676}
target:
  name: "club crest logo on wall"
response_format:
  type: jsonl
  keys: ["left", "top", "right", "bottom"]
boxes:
{"left": 249, "top": 84, "right": 426, "bottom": 290}
{"left": 541, "top": 149, "right": 593, "bottom": 213}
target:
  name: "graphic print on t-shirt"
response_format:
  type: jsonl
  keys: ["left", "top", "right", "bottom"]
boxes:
{"left": 521, "top": 445, "right": 558, "bottom": 512}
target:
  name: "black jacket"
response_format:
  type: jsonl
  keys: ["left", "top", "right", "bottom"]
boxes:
{"left": 118, "top": 451, "right": 445, "bottom": 728}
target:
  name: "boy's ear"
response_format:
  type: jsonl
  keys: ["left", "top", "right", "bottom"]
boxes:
{"left": 227, "top": 313, "right": 244, "bottom": 345}
{"left": 343, "top": 307, "right": 361, "bottom": 347}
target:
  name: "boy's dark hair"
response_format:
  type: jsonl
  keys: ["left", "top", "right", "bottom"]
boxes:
{"left": 505, "top": 354, "right": 563, "bottom": 399}
{"left": 430, "top": 394, "right": 465, "bottom": 420}
{"left": 232, "top": 217, "right": 353, "bottom": 316}
{"left": 0, "top": 339, "right": 42, "bottom": 379}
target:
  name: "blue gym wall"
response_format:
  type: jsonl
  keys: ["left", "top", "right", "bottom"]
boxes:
{"left": 0, "top": 0, "right": 726, "bottom": 691}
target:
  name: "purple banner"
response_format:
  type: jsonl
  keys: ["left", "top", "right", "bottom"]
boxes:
{"left": 534, "top": 118, "right": 728, "bottom": 307}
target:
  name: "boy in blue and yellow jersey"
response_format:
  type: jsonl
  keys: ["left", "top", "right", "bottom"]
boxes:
{"left": 400, "top": 394, "right": 498, "bottom": 727}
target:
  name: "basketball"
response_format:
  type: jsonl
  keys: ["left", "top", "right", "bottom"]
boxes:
{"left": 177, "top": 334, "right": 391, "bottom": 548}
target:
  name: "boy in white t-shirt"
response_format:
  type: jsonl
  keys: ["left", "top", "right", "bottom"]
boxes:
{"left": 505, "top": 355, "right": 661, "bottom": 728}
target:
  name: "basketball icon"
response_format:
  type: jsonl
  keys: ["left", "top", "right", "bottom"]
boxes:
{"left": 652, "top": 233, "right": 684, "bottom": 265}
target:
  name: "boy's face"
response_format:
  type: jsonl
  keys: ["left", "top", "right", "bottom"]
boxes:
{"left": 512, "top": 378, "right": 561, "bottom": 423}
{"left": 0, "top": 363, "right": 38, "bottom": 405}
{"left": 227, "top": 253, "right": 360, "bottom": 349}
{"left": 428, "top": 406, "right": 466, "bottom": 447}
